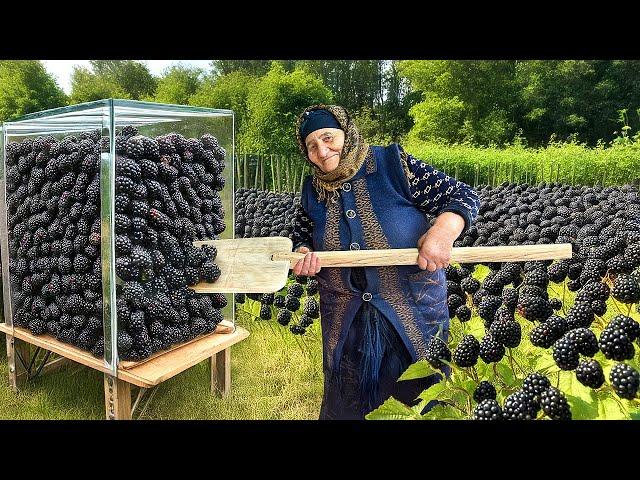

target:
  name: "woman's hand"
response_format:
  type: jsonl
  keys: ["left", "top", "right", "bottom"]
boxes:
{"left": 417, "top": 227, "right": 453, "bottom": 272}
{"left": 292, "top": 246, "right": 321, "bottom": 276}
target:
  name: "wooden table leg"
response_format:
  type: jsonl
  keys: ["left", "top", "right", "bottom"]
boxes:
{"left": 210, "top": 347, "right": 231, "bottom": 398}
{"left": 104, "top": 374, "right": 132, "bottom": 420}
{"left": 7, "top": 335, "right": 30, "bottom": 392}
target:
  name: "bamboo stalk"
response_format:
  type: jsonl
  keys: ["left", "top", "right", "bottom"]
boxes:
{"left": 299, "top": 163, "right": 306, "bottom": 192}
{"left": 270, "top": 154, "right": 276, "bottom": 192}
{"left": 235, "top": 153, "right": 241, "bottom": 188}
{"left": 276, "top": 154, "right": 281, "bottom": 192}
{"left": 285, "top": 154, "right": 291, "bottom": 192}
{"left": 253, "top": 154, "right": 259, "bottom": 190}
{"left": 260, "top": 155, "right": 265, "bottom": 191}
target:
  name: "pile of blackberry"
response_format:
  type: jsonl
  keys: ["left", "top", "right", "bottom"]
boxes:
{"left": 5, "top": 127, "right": 227, "bottom": 360}
{"left": 234, "top": 188, "right": 301, "bottom": 239}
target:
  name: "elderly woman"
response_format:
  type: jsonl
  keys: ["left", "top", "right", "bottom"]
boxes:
{"left": 292, "top": 104, "right": 480, "bottom": 420}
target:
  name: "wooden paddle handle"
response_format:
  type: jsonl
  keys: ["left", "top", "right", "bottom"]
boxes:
{"left": 272, "top": 243, "right": 572, "bottom": 268}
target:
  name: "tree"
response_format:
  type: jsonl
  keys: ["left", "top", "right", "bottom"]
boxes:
{"left": 154, "top": 64, "right": 203, "bottom": 105}
{"left": 69, "top": 60, "right": 156, "bottom": 104}
{"left": 189, "top": 70, "right": 259, "bottom": 137}
{"left": 211, "top": 60, "right": 272, "bottom": 78}
{"left": 0, "top": 61, "right": 67, "bottom": 122}
{"left": 398, "top": 60, "right": 519, "bottom": 145}
{"left": 242, "top": 63, "right": 333, "bottom": 154}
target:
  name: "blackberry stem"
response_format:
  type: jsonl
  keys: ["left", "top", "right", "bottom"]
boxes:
{"left": 562, "top": 280, "right": 567, "bottom": 316}
{"left": 627, "top": 304, "right": 632, "bottom": 317}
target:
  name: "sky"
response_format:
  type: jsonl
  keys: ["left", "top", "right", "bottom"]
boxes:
{"left": 42, "top": 60, "right": 213, "bottom": 94}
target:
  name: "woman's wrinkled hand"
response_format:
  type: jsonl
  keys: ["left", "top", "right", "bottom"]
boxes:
{"left": 417, "top": 227, "right": 454, "bottom": 272}
{"left": 292, "top": 246, "right": 321, "bottom": 276}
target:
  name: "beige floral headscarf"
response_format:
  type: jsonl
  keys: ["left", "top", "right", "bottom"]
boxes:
{"left": 295, "top": 104, "right": 369, "bottom": 202}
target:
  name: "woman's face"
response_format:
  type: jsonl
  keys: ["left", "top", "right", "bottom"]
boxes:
{"left": 305, "top": 128, "right": 345, "bottom": 173}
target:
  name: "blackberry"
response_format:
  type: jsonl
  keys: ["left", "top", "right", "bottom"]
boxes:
{"left": 502, "top": 288, "right": 519, "bottom": 311}
{"left": 540, "top": 386, "right": 572, "bottom": 420}
{"left": 599, "top": 327, "right": 635, "bottom": 361}
{"left": 611, "top": 274, "right": 640, "bottom": 304}
{"left": 139, "top": 158, "right": 159, "bottom": 179}
{"left": 549, "top": 298, "right": 563, "bottom": 311}
{"left": 273, "top": 295, "right": 286, "bottom": 309}
{"left": 117, "top": 330, "right": 134, "bottom": 353}
{"left": 287, "top": 283, "right": 304, "bottom": 298}
{"left": 306, "top": 278, "right": 319, "bottom": 296}
{"left": 28, "top": 317, "right": 47, "bottom": 335}
{"left": 522, "top": 372, "right": 551, "bottom": 397}
{"left": 234, "top": 293, "right": 246, "bottom": 304}
{"left": 489, "top": 318, "right": 521, "bottom": 348}
{"left": 210, "top": 293, "right": 228, "bottom": 309}
{"left": 608, "top": 315, "right": 640, "bottom": 341}
{"left": 548, "top": 262, "right": 568, "bottom": 283}
{"left": 289, "top": 324, "right": 306, "bottom": 335}
{"left": 91, "top": 337, "right": 105, "bottom": 357}
{"left": 591, "top": 300, "right": 607, "bottom": 317}
{"left": 447, "top": 294, "right": 464, "bottom": 316}
{"left": 424, "top": 336, "right": 451, "bottom": 370}
{"left": 284, "top": 295, "right": 300, "bottom": 312}
{"left": 575, "top": 359, "right": 605, "bottom": 389}
{"left": 473, "top": 381, "right": 497, "bottom": 403}
{"left": 552, "top": 336, "right": 580, "bottom": 370}
{"left": 566, "top": 327, "right": 599, "bottom": 357}
{"left": 502, "top": 390, "right": 539, "bottom": 420}
{"left": 461, "top": 277, "right": 480, "bottom": 294}
{"left": 478, "top": 295, "right": 502, "bottom": 324}
{"left": 259, "top": 293, "right": 275, "bottom": 305}
{"left": 472, "top": 399, "right": 503, "bottom": 420}
{"left": 517, "top": 295, "right": 552, "bottom": 322}
{"left": 200, "top": 261, "right": 221, "bottom": 283}
{"left": 455, "top": 305, "right": 471, "bottom": 322}
{"left": 609, "top": 363, "right": 639, "bottom": 400}
{"left": 453, "top": 334, "right": 480, "bottom": 368}
{"left": 116, "top": 156, "right": 142, "bottom": 179}
{"left": 566, "top": 302, "right": 594, "bottom": 329}
{"left": 479, "top": 334, "right": 505, "bottom": 363}
{"left": 303, "top": 297, "right": 320, "bottom": 319}
{"left": 126, "top": 136, "right": 145, "bottom": 159}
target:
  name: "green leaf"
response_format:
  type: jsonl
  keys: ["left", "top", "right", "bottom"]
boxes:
{"left": 597, "top": 395, "right": 630, "bottom": 420}
{"left": 365, "top": 396, "right": 423, "bottom": 420}
{"left": 564, "top": 393, "right": 598, "bottom": 420}
{"left": 421, "top": 404, "right": 465, "bottom": 420}
{"left": 439, "top": 358, "right": 456, "bottom": 370}
{"left": 630, "top": 410, "right": 640, "bottom": 421}
{"left": 496, "top": 362, "right": 516, "bottom": 387}
{"left": 416, "top": 382, "right": 448, "bottom": 404}
{"left": 398, "top": 360, "right": 438, "bottom": 381}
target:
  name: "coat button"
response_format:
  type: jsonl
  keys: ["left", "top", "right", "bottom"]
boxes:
{"left": 342, "top": 182, "right": 351, "bottom": 192}
{"left": 350, "top": 242, "right": 360, "bottom": 250}
{"left": 346, "top": 209, "right": 356, "bottom": 219}
{"left": 362, "top": 292, "right": 372, "bottom": 301}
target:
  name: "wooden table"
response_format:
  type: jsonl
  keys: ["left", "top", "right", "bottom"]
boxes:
{"left": 1, "top": 320, "right": 249, "bottom": 419}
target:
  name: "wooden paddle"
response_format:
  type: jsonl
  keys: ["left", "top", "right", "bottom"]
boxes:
{"left": 191, "top": 237, "right": 572, "bottom": 294}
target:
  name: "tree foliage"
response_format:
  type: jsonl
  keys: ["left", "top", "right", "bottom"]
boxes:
{"left": 69, "top": 60, "right": 156, "bottom": 104}
{"left": 154, "top": 64, "right": 203, "bottom": 105}
{"left": 190, "top": 70, "right": 258, "bottom": 134}
{"left": 242, "top": 63, "right": 333, "bottom": 154}
{"left": 0, "top": 61, "right": 67, "bottom": 122}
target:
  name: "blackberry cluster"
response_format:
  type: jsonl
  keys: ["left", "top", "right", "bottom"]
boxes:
{"left": 425, "top": 336, "right": 451, "bottom": 370}
{"left": 575, "top": 359, "right": 605, "bottom": 389}
{"left": 473, "top": 381, "right": 496, "bottom": 403}
{"left": 453, "top": 335, "right": 480, "bottom": 368}
{"left": 540, "top": 386, "right": 572, "bottom": 420}
{"left": 609, "top": 363, "right": 639, "bottom": 400}
{"left": 5, "top": 129, "right": 227, "bottom": 360}
{"left": 472, "top": 399, "right": 503, "bottom": 420}
{"left": 234, "top": 188, "right": 300, "bottom": 239}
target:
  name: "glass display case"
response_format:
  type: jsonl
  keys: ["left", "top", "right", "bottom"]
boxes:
{"left": 1, "top": 99, "right": 235, "bottom": 376}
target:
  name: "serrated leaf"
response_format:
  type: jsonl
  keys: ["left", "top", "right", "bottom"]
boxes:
{"left": 630, "top": 410, "right": 640, "bottom": 420}
{"left": 398, "top": 359, "right": 438, "bottom": 381}
{"left": 558, "top": 370, "right": 594, "bottom": 400}
{"left": 421, "top": 404, "right": 465, "bottom": 420}
{"left": 597, "top": 395, "right": 630, "bottom": 420}
{"left": 416, "top": 381, "right": 448, "bottom": 404}
{"left": 496, "top": 362, "right": 516, "bottom": 387}
{"left": 439, "top": 358, "right": 455, "bottom": 370}
{"left": 565, "top": 393, "right": 599, "bottom": 420}
{"left": 365, "top": 396, "right": 423, "bottom": 420}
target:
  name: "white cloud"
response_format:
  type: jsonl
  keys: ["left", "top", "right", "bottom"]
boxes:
{"left": 42, "top": 60, "right": 214, "bottom": 95}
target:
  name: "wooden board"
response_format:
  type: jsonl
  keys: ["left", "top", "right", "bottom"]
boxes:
{"left": 191, "top": 237, "right": 292, "bottom": 293}
{"left": 0, "top": 322, "right": 249, "bottom": 389}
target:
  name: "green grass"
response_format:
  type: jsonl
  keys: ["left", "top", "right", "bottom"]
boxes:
{"left": 0, "top": 311, "right": 324, "bottom": 420}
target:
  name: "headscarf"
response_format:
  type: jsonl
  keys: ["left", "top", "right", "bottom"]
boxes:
{"left": 295, "top": 104, "right": 370, "bottom": 203}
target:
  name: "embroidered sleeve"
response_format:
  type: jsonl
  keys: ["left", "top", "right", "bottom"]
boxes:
{"left": 399, "top": 145, "right": 480, "bottom": 233}
{"left": 292, "top": 201, "right": 314, "bottom": 251}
